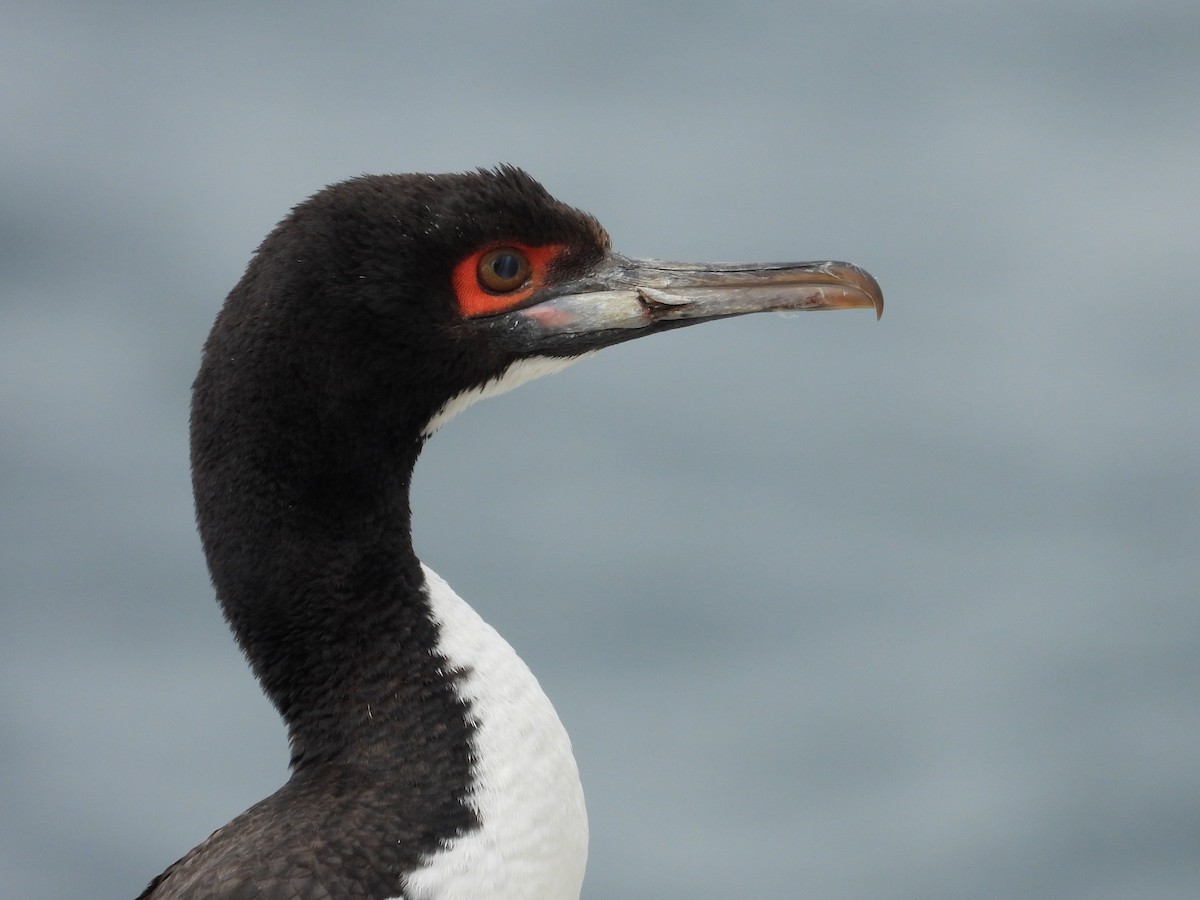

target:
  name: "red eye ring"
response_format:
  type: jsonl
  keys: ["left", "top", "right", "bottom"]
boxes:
{"left": 452, "top": 243, "right": 566, "bottom": 318}
{"left": 477, "top": 247, "right": 532, "bottom": 293}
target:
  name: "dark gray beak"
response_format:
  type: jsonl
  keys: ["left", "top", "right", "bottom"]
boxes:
{"left": 479, "top": 252, "right": 883, "bottom": 355}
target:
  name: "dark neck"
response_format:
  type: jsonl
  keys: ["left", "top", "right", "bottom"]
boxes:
{"left": 190, "top": 356, "right": 465, "bottom": 774}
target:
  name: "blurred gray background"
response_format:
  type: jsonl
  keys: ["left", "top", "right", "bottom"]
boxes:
{"left": 3, "top": 2, "right": 1198, "bottom": 898}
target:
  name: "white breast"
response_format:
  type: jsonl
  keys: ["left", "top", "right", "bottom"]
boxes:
{"left": 401, "top": 565, "right": 588, "bottom": 900}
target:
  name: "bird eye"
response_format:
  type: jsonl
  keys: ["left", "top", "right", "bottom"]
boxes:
{"left": 477, "top": 248, "right": 531, "bottom": 293}
{"left": 453, "top": 242, "right": 564, "bottom": 318}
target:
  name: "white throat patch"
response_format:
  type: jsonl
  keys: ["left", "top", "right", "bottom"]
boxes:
{"left": 421, "top": 355, "right": 590, "bottom": 437}
{"left": 402, "top": 565, "right": 588, "bottom": 900}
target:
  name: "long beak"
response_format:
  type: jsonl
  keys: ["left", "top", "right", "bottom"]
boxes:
{"left": 479, "top": 252, "right": 883, "bottom": 355}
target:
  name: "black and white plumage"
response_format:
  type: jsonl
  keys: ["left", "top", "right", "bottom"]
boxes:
{"left": 136, "top": 167, "right": 882, "bottom": 900}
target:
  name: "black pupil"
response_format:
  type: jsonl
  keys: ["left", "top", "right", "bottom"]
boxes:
{"left": 491, "top": 253, "right": 522, "bottom": 281}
